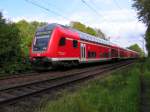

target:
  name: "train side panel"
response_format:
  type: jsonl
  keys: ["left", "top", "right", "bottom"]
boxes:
{"left": 55, "top": 27, "right": 80, "bottom": 60}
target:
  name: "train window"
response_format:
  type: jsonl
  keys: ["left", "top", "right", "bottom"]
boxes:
{"left": 104, "top": 52, "right": 108, "bottom": 58}
{"left": 92, "top": 52, "right": 96, "bottom": 57}
{"left": 100, "top": 53, "right": 103, "bottom": 57}
{"left": 91, "top": 52, "right": 94, "bottom": 57}
{"left": 88, "top": 51, "right": 96, "bottom": 58}
{"left": 111, "top": 49, "right": 118, "bottom": 57}
{"left": 73, "top": 40, "right": 78, "bottom": 48}
{"left": 59, "top": 37, "right": 66, "bottom": 46}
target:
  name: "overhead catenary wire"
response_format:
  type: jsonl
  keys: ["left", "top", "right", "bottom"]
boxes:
{"left": 83, "top": 0, "right": 116, "bottom": 40}
{"left": 81, "top": 0, "right": 104, "bottom": 19}
{"left": 40, "top": 0, "right": 71, "bottom": 20}
{"left": 80, "top": 0, "right": 115, "bottom": 29}
{"left": 113, "top": 0, "right": 123, "bottom": 10}
{"left": 41, "top": 0, "right": 64, "bottom": 13}
{"left": 112, "top": 0, "right": 137, "bottom": 21}
{"left": 25, "top": 0, "right": 70, "bottom": 21}
{"left": 89, "top": 0, "right": 102, "bottom": 11}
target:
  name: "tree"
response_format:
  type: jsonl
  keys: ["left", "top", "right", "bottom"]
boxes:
{"left": 0, "top": 12, "right": 22, "bottom": 73}
{"left": 0, "top": 12, "right": 21, "bottom": 63}
{"left": 86, "top": 26, "right": 97, "bottom": 36}
{"left": 70, "top": 21, "right": 86, "bottom": 32}
{"left": 127, "top": 44, "right": 145, "bottom": 57}
{"left": 132, "top": 0, "right": 150, "bottom": 26}
{"left": 16, "top": 20, "right": 47, "bottom": 56}
{"left": 95, "top": 28, "right": 106, "bottom": 40}
{"left": 132, "top": 0, "right": 150, "bottom": 56}
{"left": 0, "top": 13, "right": 47, "bottom": 73}
{"left": 70, "top": 21, "right": 106, "bottom": 39}
{"left": 145, "top": 26, "right": 150, "bottom": 56}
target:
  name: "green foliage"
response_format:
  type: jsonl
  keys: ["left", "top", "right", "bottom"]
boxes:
{"left": 70, "top": 21, "right": 87, "bottom": 33}
{"left": 145, "top": 26, "right": 150, "bottom": 56}
{"left": 95, "top": 28, "right": 106, "bottom": 40}
{"left": 70, "top": 21, "right": 106, "bottom": 39}
{"left": 86, "top": 26, "right": 97, "bottom": 36}
{"left": 16, "top": 20, "right": 47, "bottom": 56}
{"left": 140, "top": 58, "right": 150, "bottom": 111}
{"left": 0, "top": 12, "right": 40, "bottom": 74}
{"left": 132, "top": 0, "right": 150, "bottom": 56}
{"left": 38, "top": 66, "right": 140, "bottom": 112}
{"left": 0, "top": 12, "right": 21, "bottom": 69}
{"left": 0, "top": 11, "right": 48, "bottom": 74}
{"left": 128, "top": 44, "right": 145, "bottom": 57}
{"left": 132, "top": 0, "right": 150, "bottom": 26}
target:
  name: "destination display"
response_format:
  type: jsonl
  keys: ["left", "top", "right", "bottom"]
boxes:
{"left": 36, "top": 31, "right": 51, "bottom": 36}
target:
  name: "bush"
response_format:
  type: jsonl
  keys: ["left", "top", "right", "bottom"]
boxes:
{"left": 0, "top": 12, "right": 31, "bottom": 74}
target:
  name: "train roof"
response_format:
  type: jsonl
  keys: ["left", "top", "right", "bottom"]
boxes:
{"left": 58, "top": 24, "right": 117, "bottom": 47}
{"left": 76, "top": 30, "right": 114, "bottom": 46}
{"left": 126, "top": 48, "right": 139, "bottom": 53}
{"left": 36, "top": 23, "right": 57, "bottom": 32}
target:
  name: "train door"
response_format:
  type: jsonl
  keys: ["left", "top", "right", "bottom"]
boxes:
{"left": 80, "top": 43, "right": 86, "bottom": 62}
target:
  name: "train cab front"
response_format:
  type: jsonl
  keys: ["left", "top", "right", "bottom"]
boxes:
{"left": 29, "top": 24, "right": 57, "bottom": 69}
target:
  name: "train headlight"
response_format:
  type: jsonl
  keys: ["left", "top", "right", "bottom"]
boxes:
{"left": 33, "top": 58, "right": 36, "bottom": 61}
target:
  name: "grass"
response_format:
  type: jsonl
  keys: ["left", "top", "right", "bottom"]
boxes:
{"left": 38, "top": 64, "right": 141, "bottom": 112}
{"left": 140, "top": 58, "right": 150, "bottom": 111}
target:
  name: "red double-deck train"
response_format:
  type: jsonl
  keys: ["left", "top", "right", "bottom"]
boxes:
{"left": 29, "top": 23, "right": 139, "bottom": 69}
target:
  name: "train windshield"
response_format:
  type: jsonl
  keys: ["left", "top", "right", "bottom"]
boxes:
{"left": 33, "top": 31, "right": 52, "bottom": 51}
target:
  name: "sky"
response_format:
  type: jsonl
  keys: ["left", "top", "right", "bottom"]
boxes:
{"left": 0, "top": 0, "right": 147, "bottom": 52}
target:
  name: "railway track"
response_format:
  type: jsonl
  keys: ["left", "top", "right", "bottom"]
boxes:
{"left": 0, "top": 60, "right": 135, "bottom": 105}
{"left": 0, "top": 61, "right": 126, "bottom": 90}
